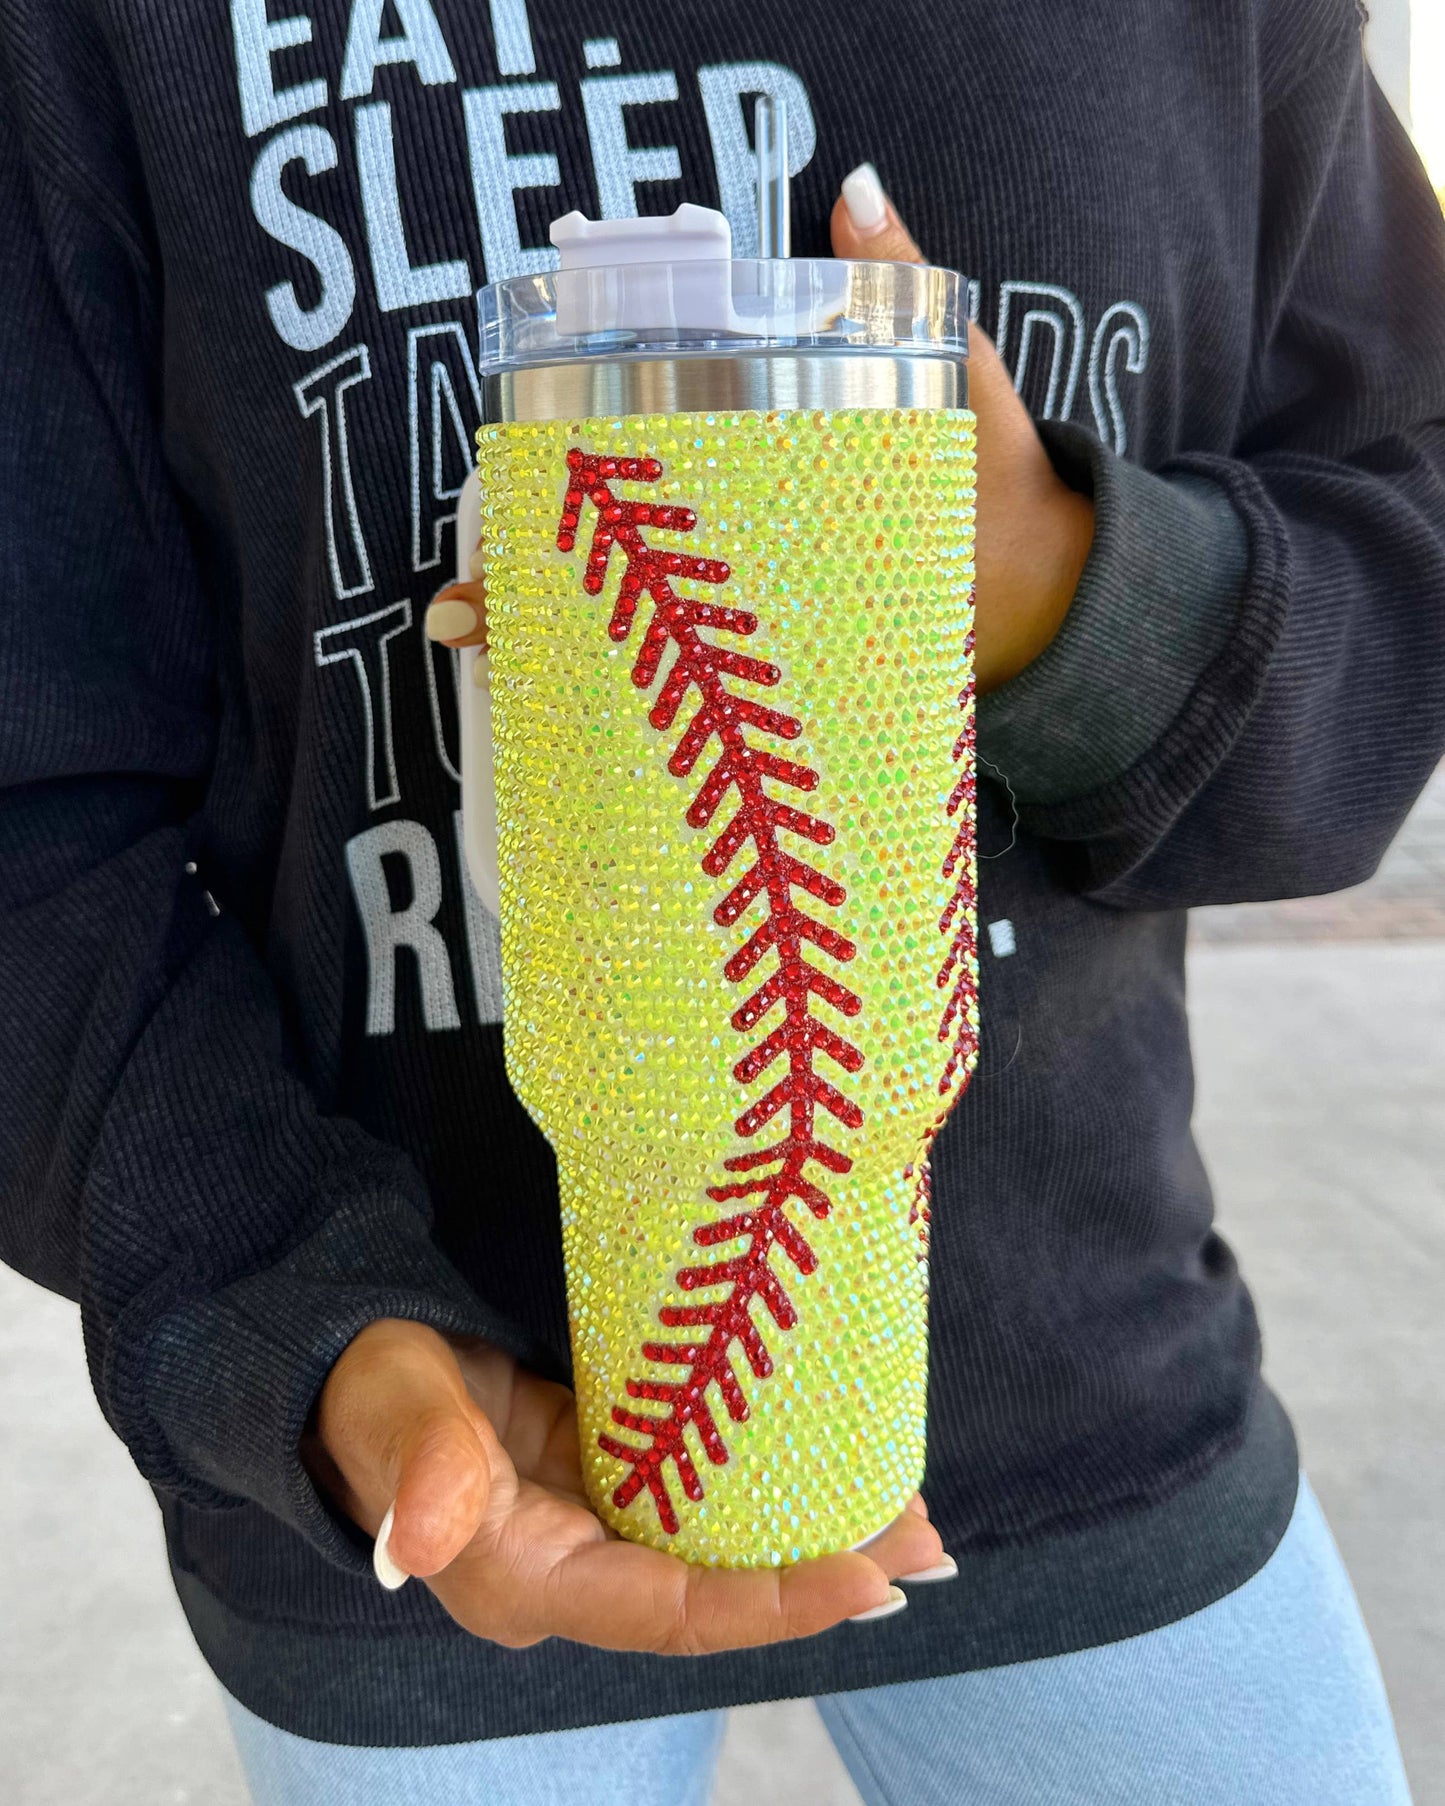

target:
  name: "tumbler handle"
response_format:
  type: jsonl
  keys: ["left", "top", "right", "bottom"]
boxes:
{"left": 457, "top": 468, "right": 501, "bottom": 916}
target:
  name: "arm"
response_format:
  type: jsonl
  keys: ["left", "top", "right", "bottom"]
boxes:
{"left": 838, "top": 17, "right": 1445, "bottom": 910}
{"left": 986, "top": 18, "right": 1445, "bottom": 907}
{"left": 0, "top": 87, "right": 545, "bottom": 1567}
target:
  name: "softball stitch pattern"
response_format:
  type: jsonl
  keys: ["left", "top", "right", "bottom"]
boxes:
{"left": 938, "top": 644, "right": 980, "bottom": 1097}
{"left": 558, "top": 448, "right": 863, "bottom": 1536}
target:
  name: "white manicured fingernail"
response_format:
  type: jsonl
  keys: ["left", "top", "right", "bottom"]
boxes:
{"left": 468, "top": 546, "right": 486, "bottom": 580}
{"left": 471, "top": 654, "right": 490, "bottom": 689}
{"left": 426, "top": 598, "right": 478, "bottom": 642}
{"left": 901, "top": 1554, "right": 958, "bottom": 1583}
{"left": 849, "top": 1585, "right": 907, "bottom": 1623}
{"left": 373, "top": 1503, "right": 409, "bottom": 1591}
{"left": 842, "top": 164, "right": 888, "bottom": 236}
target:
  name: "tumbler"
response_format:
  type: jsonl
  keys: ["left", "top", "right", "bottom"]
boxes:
{"left": 460, "top": 206, "right": 979, "bottom": 1567}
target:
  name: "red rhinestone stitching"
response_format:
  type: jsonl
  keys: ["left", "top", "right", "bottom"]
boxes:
{"left": 900, "top": 630, "right": 981, "bottom": 1257}
{"left": 937, "top": 635, "right": 979, "bottom": 1096}
{"left": 558, "top": 448, "right": 863, "bottom": 1536}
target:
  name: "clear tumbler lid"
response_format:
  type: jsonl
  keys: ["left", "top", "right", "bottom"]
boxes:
{"left": 477, "top": 205, "right": 967, "bottom": 375}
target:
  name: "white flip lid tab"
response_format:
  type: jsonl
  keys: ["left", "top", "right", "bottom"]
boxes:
{"left": 550, "top": 203, "right": 735, "bottom": 338}
{"left": 550, "top": 202, "right": 732, "bottom": 270}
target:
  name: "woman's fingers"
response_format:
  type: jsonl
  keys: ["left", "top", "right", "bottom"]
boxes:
{"left": 830, "top": 163, "right": 1014, "bottom": 391}
{"left": 960, "top": 320, "right": 1028, "bottom": 431}
{"left": 427, "top": 578, "right": 489, "bottom": 687}
{"left": 852, "top": 1497, "right": 947, "bottom": 1581}
{"left": 541, "top": 1540, "right": 897, "bottom": 1656}
{"left": 831, "top": 163, "right": 924, "bottom": 265}
{"left": 425, "top": 579, "right": 488, "bottom": 649}
{"left": 481, "top": 1497, "right": 942, "bottom": 1655}
{"left": 426, "top": 1474, "right": 944, "bottom": 1653}
{"left": 312, "top": 1319, "right": 502, "bottom": 1584}
{"left": 830, "top": 161, "right": 1018, "bottom": 407}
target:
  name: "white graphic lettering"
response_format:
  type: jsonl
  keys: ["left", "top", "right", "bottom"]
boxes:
{"left": 231, "top": 0, "right": 326, "bottom": 138}
{"left": 345, "top": 819, "right": 462, "bottom": 1034}
{"left": 425, "top": 635, "right": 463, "bottom": 784}
{"left": 487, "top": 0, "right": 537, "bottom": 77}
{"left": 251, "top": 126, "right": 357, "bottom": 353}
{"left": 341, "top": 0, "right": 458, "bottom": 101}
{"left": 697, "top": 63, "right": 816, "bottom": 257}
{"left": 408, "top": 323, "right": 484, "bottom": 573}
{"left": 1089, "top": 302, "right": 1151, "bottom": 457}
{"left": 462, "top": 82, "right": 563, "bottom": 281}
{"left": 295, "top": 347, "right": 375, "bottom": 598}
{"left": 355, "top": 101, "right": 472, "bottom": 311}
{"left": 315, "top": 601, "right": 411, "bottom": 810}
{"left": 996, "top": 282, "right": 1086, "bottom": 423}
{"left": 581, "top": 71, "right": 683, "bottom": 218}
{"left": 583, "top": 38, "right": 622, "bottom": 70}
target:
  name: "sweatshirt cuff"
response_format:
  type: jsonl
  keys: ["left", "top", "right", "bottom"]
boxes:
{"left": 977, "top": 424, "right": 1249, "bottom": 807}
{"left": 141, "top": 1188, "right": 557, "bottom": 1575}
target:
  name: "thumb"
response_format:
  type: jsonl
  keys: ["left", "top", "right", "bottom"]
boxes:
{"left": 829, "top": 177, "right": 1016, "bottom": 419}
{"left": 312, "top": 1319, "right": 500, "bottom": 1586}
{"left": 830, "top": 163, "right": 924, "bottom": 264}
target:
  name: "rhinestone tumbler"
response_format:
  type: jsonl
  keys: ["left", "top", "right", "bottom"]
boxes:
{"left": 460, "top": 212, "right": 979, "bottom": 1566}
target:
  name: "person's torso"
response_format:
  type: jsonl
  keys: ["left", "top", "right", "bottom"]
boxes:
{"left": 111, "top": 0, "right": 1270, "bottom": 1539}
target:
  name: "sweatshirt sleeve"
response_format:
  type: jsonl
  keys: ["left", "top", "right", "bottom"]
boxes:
{"left": 0, "top": 41, "right": 550, "bottom": 1574}
{"left": 976, "top": 18, "right": 1445, "bottom": 909}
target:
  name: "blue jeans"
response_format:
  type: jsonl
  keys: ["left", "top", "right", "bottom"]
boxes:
{"left": 224, "top": 1479, "right": 1411, "bottom": 1805}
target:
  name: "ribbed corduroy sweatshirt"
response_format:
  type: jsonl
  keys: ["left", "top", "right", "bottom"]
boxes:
{"left": 3, "top": 0, "right": 1445, "bottom": 1747}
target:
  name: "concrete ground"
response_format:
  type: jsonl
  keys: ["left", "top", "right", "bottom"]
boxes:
{"left": 3, "top": 812, "right": 1443, "bottom": 1802}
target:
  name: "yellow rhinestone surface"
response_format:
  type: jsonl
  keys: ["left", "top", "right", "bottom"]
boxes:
{"left": 478, "top": 407, "right": 979, "bottom": 1567}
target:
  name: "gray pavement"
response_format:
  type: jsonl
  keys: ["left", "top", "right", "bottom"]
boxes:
{"left": 3, "top": 933, "right": 1443, "bottom": 1804}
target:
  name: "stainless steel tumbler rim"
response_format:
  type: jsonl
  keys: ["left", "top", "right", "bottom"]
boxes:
{"left": 485, "top": 351, "right": 966, "bottom": 424}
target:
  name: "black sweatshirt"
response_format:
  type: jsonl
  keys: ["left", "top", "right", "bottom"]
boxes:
{"left": 3, "top": 0, "right": 1444, "bottom": 1747}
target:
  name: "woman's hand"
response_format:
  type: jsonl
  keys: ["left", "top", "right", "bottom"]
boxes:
{"left": 832, "top": 166, "right": 1094, "bottom": 693}
{"left": 424, "top": 543, "right": 488, "bottom": 675}
{"left": 307, "top": 1319, "right": 947, "bottom": 1653}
